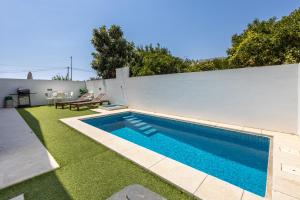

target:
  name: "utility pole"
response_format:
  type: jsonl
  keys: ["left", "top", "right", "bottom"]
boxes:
{"left": 67, "top": 66, "right": 70, "bottom": 80}
{"left": 70, "top": 56, "right": 73, "bottom": 80}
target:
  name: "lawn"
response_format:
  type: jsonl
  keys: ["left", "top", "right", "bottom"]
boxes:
{"left": 0, "top": 106, "right": 194, "bottom": 200}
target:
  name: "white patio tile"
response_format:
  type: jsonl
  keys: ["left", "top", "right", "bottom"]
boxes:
{"left": 194, "top": 175, "right": 243, "bottom": 200}
{"left": 281, "top": 164, "right": 300, "bottom": 176}
{"left": 279, "top": 146, "right": 300, "bottom": 156}
{"left": 242, "top": 191, "right": 265, "bottom": 200}
{"left": 120, "top": 145, "right": 165, "bottom": 169}
{"left": 90, "top": 108, "right": 110, "bottom": 113}
{"left": 150, "top": 157, "right": 207, "bottom": 194}
{"left": 261, "top": 130, "right": 284, "bottom": 137}
{"left": 272, "top": 190, "right": 299, "bottom": 200}
{"left": 274, "top": 136, "right": 300, "bottom": 149}
{"left": 243, "top": 127, "right": 262, "bottom": 134}
{"left": 60, "top": 119, "right": 116, "bottom": 143}
{"left": 193, "top": 120, "right": 217, "bottom": 127}
{"left": 273, "top": 175, "right": 300, "bottom": 199}
{"left": 102, "top": 137, "right": 138, "bottom": 154}
{"left": 214, "top": 122, "right": 243, "bottom": 131}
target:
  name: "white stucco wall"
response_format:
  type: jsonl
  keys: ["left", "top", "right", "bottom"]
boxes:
{"left": 86, "top": 68, "right": 129, "bottom": 105}
{"left": 85, "top": 79, "right": 123, "bottom": 104}
{"left": 86, "top": 64, "right": 299, "bottom": 134}
{"left": 0, "top": 79, "right": 86, "bottom": 107}
{"left": 298, "top": 63, "right": 300, "bottom": 136}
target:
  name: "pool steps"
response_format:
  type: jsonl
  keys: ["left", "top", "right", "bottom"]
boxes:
{"left": 123, "top": 115, "right": 157, "bottom": 136}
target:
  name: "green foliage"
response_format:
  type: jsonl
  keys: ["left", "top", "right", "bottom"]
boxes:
{"left": 130, "top": 45, "right": 231, "bottom": 76}
{"left": 227, "top": 8, "right": 300, "bottom": 67}
{"left": 184, "top": 58, "right": 230, "bottom": 72}
{"left": 4, "top": 96, "right": 13, "bottom": 101}
{"left": 52, "top": 74, "right": 68, "bottom": 80}
{"left": 89, "top": 76, "right": 101, "bottom": 80}
{"left": 79, "top": 88, "right": 88, "bottom": 96}
{"left": 91, "top": 25, "right": 135, "bottom": 79}
{"left": 130, "top": 44, "right": 188, "bottom": 76}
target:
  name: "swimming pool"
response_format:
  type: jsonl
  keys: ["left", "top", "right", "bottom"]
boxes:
{"left": 83, "top": 111, "right": 270, "bottom": 197}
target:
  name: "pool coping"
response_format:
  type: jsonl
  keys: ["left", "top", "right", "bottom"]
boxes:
{"left": 60, "top": 109, "right": 300, "bottom": 200}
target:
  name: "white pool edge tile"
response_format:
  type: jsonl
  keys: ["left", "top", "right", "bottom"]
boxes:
{"left": 194, "top": 175, "right": 244, "bottom": 200}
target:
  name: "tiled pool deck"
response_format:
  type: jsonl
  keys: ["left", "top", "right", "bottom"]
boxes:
{"left": 60, "top": 109, "right": 300, "bottom": 200}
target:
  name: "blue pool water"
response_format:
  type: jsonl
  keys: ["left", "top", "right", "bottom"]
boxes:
{"left": 83, "top": 112, "right": 270, "bottom": 196}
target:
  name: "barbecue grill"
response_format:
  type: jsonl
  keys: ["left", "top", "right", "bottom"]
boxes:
{"left": 17, "top": 88, "right": 31, "bottom": 107}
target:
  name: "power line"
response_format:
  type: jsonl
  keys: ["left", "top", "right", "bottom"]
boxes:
{"left": 0, "top": 67, "right": 67, "bottom": 73}
{"left": 0, "top": 61, "right": 95, "bottom": 77}
{"left": 0, "top": 63, "right": 67, "bottom": 68}
{"left": 72, "top": 67, "right": 94, "bottom": 72}
{"left": 0, "top": 66, "right": 94, "bottom": 73}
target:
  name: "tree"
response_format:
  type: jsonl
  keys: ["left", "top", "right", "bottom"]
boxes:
{"left": 89, "top": 76, "right": 101, "bottom": 80}
{"left": 130, "top": 44, "right": 188, "bottom": 76}
{"left": 227, "top": 8, "right": 300, "bottom": 67}
{"left": 184, "top": 57, "right": 230, "bottom": 72}
{"left": 91, "top": 25, "right": 135, "bottom": 79}
{"left": 52, "top": 74, "right": 68, "bottom": 80}
{"left": 92, "top": 8, "right": 299, "bottom": 78}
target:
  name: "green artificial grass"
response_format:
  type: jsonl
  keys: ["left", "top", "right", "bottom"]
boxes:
{"left": 0, "top": 106, "right": 195, "bottom": 200}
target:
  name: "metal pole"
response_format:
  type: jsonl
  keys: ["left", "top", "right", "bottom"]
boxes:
{"left": 70, "top": 56, "right": 73, "bottom": 80}
{"left": 67, "top": 66, "right": 70, "bottom": 80}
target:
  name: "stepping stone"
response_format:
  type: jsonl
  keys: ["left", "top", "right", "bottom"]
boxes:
{"left": 107, "top": 184, "right": 166, "bottom": 200}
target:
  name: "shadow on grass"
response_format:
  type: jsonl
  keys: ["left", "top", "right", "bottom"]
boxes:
{"left": 0, "top": 108, "right": 72, "bottom": 200}
{"left": 18, "top": 108, "right": 46, "bottom": 145}
{"left": 54, "top": 105, "right": 99, "bottom": 112}
{"left": 69, "top": 106, "right": 99, "bottom": 112}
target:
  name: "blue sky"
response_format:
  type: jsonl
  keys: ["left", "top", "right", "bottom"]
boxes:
{"left": 0, "top": 0, "right": 299, "bottom": 80}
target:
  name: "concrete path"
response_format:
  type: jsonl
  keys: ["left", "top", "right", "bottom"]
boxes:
{"left": 0, "top": 108, "right": 59, "bottom": 190}
{"left": 10, "top": 194, "right": 24, "bottom": 200}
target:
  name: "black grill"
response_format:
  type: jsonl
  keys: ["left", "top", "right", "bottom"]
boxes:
{"left": 17, "top": 88, "right": 31, "bottom": 107}
{"left": 17, "top": 88, "right": 30, "bottom": 95}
